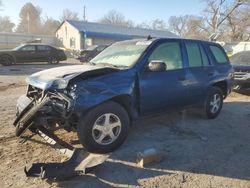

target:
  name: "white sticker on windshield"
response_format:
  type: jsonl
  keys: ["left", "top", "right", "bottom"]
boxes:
{"left": 136, "top": 41, "right": 152, "bottom": 46}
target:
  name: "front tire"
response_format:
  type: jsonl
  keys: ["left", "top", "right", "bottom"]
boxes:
{"left": 204, "top": 87, "right": 223, "bottom": 119}
{"left": 77, "top": 101, "right": 130, "bottom": 153}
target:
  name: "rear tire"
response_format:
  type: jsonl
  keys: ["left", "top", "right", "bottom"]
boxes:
{"left": 48, "top": 56, "right": 59, "bottom": 64}
{"left": 1, "top": 56, "right": 12, "bottom": 66}
{"left": 77, "top": 101, "right": 130, "bottom": 153}
{"left": 204, "top": 86, "right": 223, "bottom": 119}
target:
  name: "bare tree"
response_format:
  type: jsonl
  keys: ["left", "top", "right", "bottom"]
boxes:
{"left": 168, "top": 15, "right": 208, "bottom": 39}
{"left": 60, "top": 9, "right": 79, "bottom": 22}
{"left": 137, "top": 20, "right": 167, "bottom": 30}
{"left": 0, "top": 16, "right": 15, "bottom": 32}
{"left": 16, "top": 2, "right": 42, "bottom": 34}
{"left": 136, "top": 21, "right": 151, "bottom": 29}
{"left": 151, "top": 19, "right": 167, "bottom": 30}
{"left": 41, "top": 17, "right": 60, "bottom": 35}
{"left": 185, "top": 16, "right": 208, "bottom": 39}
{"left": 168, "top": 16, "right": 189, "bottom": 36}
{"left": 202, "top": 0, "right": 246, "bottom": 39}
{"left": 168, "top": 0, "right": 249, "bottom": 41}
{"left": 99, "top": 10, "right": 134, "bottom": 27}
{"left": 226, "top": 5, "right": 250, "bottom": 41}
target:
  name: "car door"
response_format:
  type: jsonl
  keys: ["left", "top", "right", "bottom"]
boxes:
{"left": 36, "top": 45, "right": 52, "bottom": 62}
{"left": 184, "top": 41, "right": 215, "bottom": 105}
{"left": 138, "top": 40, "right": 190, "bottom": 115}
{"left": 15, "top": 45, "right": 37, "bottom": 63}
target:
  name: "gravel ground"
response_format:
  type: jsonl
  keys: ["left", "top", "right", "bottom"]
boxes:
{"left": 0, "top": 61, "right": 249, "bottom": 188}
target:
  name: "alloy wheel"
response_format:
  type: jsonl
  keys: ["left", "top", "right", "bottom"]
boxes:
{"left": 209, "top": 94, "right": 221, "bottom": 114}
{"left": 92, "top": 113, "right": 122, "bottom": 145}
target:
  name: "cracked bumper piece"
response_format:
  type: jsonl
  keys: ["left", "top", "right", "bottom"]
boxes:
{"left": 24, "top": 126, "right": 110, "bottom": 179}
{"left": 24, "top": 148, "right": 109, "bottom": 179}
{"left": 14, "top": 96, "right": 51, "bottom": 136}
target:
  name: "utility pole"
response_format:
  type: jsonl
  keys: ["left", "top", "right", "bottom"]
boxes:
{"left": 27, "top": 12, "right": 30, "bottom": 34}
{"left": 83, "top": 4, "right": 86, "bottom": 21}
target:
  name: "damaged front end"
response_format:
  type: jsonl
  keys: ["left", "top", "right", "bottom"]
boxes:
{"left": 13, "top": 65, "right": 117, "bottom": 179}
{"left": 14, "top": 86, "right": 76, "bottom": 137}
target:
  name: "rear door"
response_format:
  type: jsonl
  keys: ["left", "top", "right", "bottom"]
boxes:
{"left": 36, "top": 45, "right": 52, "bottom": 61}
{"left": 139, "top": 40, "right": 190, "bottom": 115}
{"left": 184, "top": 41, "right": 215, "bottom": 104}
{"left": 15, "top": 45, "right": 37, "bottom": 62}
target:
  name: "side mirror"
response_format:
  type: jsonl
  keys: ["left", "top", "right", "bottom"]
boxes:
{"left": 147, "top": 60, "right": 166, "bottom": 72}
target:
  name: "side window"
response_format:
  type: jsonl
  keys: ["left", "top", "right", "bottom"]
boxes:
{"left": 37, "top": 45, "right": 48, "bottom": 51}
{"left": 148, "top": 42, "right": 183, "bottom": 70}
{"left": 186, "top": 43, "right": 202, "bottom": 67}
{"left": 20, "top": 45, "right": 35, "bottom": 51}
{"left": 200, "top": 45, "right": 210, "bottom": 66}
{"left": 209, "top": 45, "right": 228, "bottom": 64}
{"left": 96, "top": 46, "right": 106, "bottom": 51}
{"left": 70, "top": 37, "right": 75, "bottom": 49}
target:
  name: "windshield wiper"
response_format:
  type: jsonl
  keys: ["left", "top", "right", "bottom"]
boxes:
{"left": 94, "top": 62, "right": 120, "bottom": 68}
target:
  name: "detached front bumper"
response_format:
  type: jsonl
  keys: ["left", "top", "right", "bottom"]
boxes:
{"left": 14, "top": 96, "right": 109, "bottom": 180}
{"left": 16, "top": 95, "right": 32, "bottom": 116}
{"left": 14, "top": 92, "right": 74, "bottom": 137}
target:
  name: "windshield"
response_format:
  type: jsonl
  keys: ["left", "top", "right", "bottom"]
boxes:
{"left": 13, "top": 44, "right": 25, "bottom": 50}
{"left": 230, "top": 51, "right": 250, "bottom": 65}
{"left": 90, "top": 40, "right": 151, "bottom": 68}
{"left": 85, "top": 45, "right": 98, "bottom": 51}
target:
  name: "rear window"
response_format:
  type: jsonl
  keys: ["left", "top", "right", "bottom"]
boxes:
{"left": 37, "top": 45, "right": 51, "bottom": 51}
{"left": 200, "top": 45, "right": 210, "bottom": 66}
{"left": 209, "top": 45, "right": 228, "bottom": 64}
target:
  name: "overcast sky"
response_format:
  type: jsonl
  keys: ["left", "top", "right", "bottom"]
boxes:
{"left": 1, "top": 0, "right": 205, "bottom": 25}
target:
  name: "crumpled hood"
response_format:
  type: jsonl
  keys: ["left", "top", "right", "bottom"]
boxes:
{"left": 26, "top": 65, "right": 106, "bottom": 90}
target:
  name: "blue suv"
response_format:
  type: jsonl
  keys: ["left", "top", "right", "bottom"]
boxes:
{"left": 14, "top": 38, "right": 234, "bottom": 153}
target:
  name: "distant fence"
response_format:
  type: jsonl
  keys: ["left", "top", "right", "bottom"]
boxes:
{"left": 0, "top": 32, "right": 60, "bottom": 49}
{"left": 218, "top": 42, "right": 250, "bottom": 54}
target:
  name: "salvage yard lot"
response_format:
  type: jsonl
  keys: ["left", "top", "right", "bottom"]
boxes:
{"left": 0, "top": 60, "right": 250, "bottom": 188}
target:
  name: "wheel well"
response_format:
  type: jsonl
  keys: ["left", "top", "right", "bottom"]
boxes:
{"left": 110, "top": 95, "right": 133, "bottom": 120}
{"left": 212, "top": 81, "right": 227, "bottom": 97}
{"left": 0, "top": 54, "right": 14, "bottom": 62}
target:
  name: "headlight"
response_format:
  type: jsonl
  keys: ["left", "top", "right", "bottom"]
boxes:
{"left": 51, "top": 79, "right": 68, "bottom": 89}
{"left": 68, "top": 84, "right": 77, "bottom": 99}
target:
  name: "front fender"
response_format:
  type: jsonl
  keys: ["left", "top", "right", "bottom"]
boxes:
{"left": 73, "top": 70, "right": 137, "bottom": 113}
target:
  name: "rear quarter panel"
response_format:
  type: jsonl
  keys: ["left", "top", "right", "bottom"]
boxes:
{"left": 203, "top": 42, "right": 234, "bottom": 95}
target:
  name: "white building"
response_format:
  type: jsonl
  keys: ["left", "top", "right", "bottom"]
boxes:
{"left": 56, "top": 20, "right": 179, "bottom": 50}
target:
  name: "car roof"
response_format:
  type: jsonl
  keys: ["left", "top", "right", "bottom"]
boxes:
{"left": 114, "top": 37, "right": 217, "bottom": 46}
{"left": 22, "top": 43, "right": 53, "bottom": 46}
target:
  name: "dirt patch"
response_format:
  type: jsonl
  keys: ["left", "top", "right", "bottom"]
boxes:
{"left": 0, "top": 86, "right": 250, "bottom": 187}
{"left": 0, "top": 83, "right": 26, "bottom": 92}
